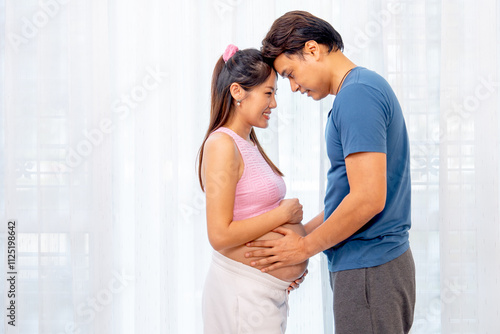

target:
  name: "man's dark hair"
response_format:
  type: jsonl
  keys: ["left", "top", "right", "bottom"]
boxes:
{"left": 261, "top": 10, "right": 344, "bottom": 62}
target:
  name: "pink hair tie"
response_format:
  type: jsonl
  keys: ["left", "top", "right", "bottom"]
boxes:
{"left": 223, "top": 44, "right": 239, "bottom": 62}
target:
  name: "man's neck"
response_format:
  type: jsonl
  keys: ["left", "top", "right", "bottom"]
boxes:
{"left": 325, "top": 51, "right": 357, "bottom": 95}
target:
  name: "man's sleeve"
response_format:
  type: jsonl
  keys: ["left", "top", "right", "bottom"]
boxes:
{"left": 334, "top": 84, "right": 389, "bottom": 159}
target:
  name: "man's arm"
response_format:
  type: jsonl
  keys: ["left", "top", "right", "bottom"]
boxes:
{"left": 302, "top": 151, "right": 386, "bottom": 255}
{"left": 245, "top": 151, "right": 387, "bottom": 271}
{"left": 304, "top": 210, "right": 324, "bottom": 235}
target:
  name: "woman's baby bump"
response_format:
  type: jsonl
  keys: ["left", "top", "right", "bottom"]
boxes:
{"left": 221, "top": 223, "right": 308, "bottom": 282}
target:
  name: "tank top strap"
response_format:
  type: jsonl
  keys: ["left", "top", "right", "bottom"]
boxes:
{"left": 212, "top": 127, "right": 257, "bottom": 159}
{"left": 210, "top": 126, "right": 286, "bottom": 221}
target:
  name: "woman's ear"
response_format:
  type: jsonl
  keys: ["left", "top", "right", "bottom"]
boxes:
{"left": 229, "top": 83, "right": 244, "bottom": 101}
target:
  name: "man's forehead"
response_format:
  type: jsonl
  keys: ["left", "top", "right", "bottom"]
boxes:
{"left": 274, "top": 54, "right": 294, "bottom": 75}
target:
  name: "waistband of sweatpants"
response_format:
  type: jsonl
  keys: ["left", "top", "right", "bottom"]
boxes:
{"left": 212, "top": 250, "right": 292, "bottom": 290}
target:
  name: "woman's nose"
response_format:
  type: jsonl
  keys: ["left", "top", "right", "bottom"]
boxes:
{"left": 269, "top": 93, "right": 277, "bottom": 109}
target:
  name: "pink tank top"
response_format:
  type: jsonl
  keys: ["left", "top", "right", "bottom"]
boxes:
{"left": 211, "top": 127, "right": 286, "bottom": 221}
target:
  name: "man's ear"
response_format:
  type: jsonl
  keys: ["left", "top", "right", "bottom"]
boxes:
{"left": 304, "top": 40, "right": 321, "bottom": 60}
{"left": 230, "top": 83, "right": 244, "bottom": 101}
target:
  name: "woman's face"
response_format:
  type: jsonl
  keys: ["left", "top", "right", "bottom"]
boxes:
{"left": 238, "top": 71, "right": 278, "bottom": 129}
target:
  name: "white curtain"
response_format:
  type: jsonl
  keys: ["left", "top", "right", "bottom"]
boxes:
{"left": 1, "top": 0, "right": 499, "bottom": 333}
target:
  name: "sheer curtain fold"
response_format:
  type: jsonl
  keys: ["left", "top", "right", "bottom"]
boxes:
{"left": 439, "top": 1, "right": 500, "bottom": 333}
{"left": 1, "top": 1, "right": 499, "bottom": 333}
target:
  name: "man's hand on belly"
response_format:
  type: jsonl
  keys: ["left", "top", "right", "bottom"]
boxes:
{"left": 244, "top": 226, "right": 310, "bottom": 273}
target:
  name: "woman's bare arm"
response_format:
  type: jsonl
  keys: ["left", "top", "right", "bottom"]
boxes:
{"left": 202, "top": 133, "right": 302, "bottom": 251}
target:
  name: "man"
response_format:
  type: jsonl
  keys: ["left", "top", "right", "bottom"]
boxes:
{"left": 245, "top": 10, "right": 415, "bottom": 334}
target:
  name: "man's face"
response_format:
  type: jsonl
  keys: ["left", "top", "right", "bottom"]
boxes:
{"left": 274, "top": 52, "right": 331, "bottom": 100}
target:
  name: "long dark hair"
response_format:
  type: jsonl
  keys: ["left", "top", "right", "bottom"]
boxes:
{"left": 197, "top": 48, "right": 283, "bottom": 191}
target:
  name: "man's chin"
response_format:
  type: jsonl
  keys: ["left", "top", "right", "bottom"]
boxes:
{"left": 310, "top": 93, "right": 326, "bottom": 101}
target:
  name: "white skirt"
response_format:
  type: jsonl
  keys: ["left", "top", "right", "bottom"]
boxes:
{"left": 202, "top": 251, "right": 291, "bottom": 334}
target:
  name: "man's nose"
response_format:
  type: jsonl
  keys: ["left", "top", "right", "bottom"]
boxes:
{"left": 289, "top": 78, "right": 300, "bottom": 92}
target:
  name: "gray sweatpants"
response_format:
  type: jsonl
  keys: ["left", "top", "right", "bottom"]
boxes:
{"left": 329, "top": 248, "right": 416, "bottom": 334}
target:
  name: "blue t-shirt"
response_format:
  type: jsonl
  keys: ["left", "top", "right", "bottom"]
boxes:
{"left": 323, "top": 67, "right": 411, "bottom": 272}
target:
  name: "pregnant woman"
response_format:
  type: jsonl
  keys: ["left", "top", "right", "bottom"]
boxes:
{"left": 198, "top": 45, "right": 308, "bottom": 333}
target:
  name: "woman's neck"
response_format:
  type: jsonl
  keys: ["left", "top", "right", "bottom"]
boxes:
{"left": 223, "top": 118, "right": 252, "bottom": 143}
